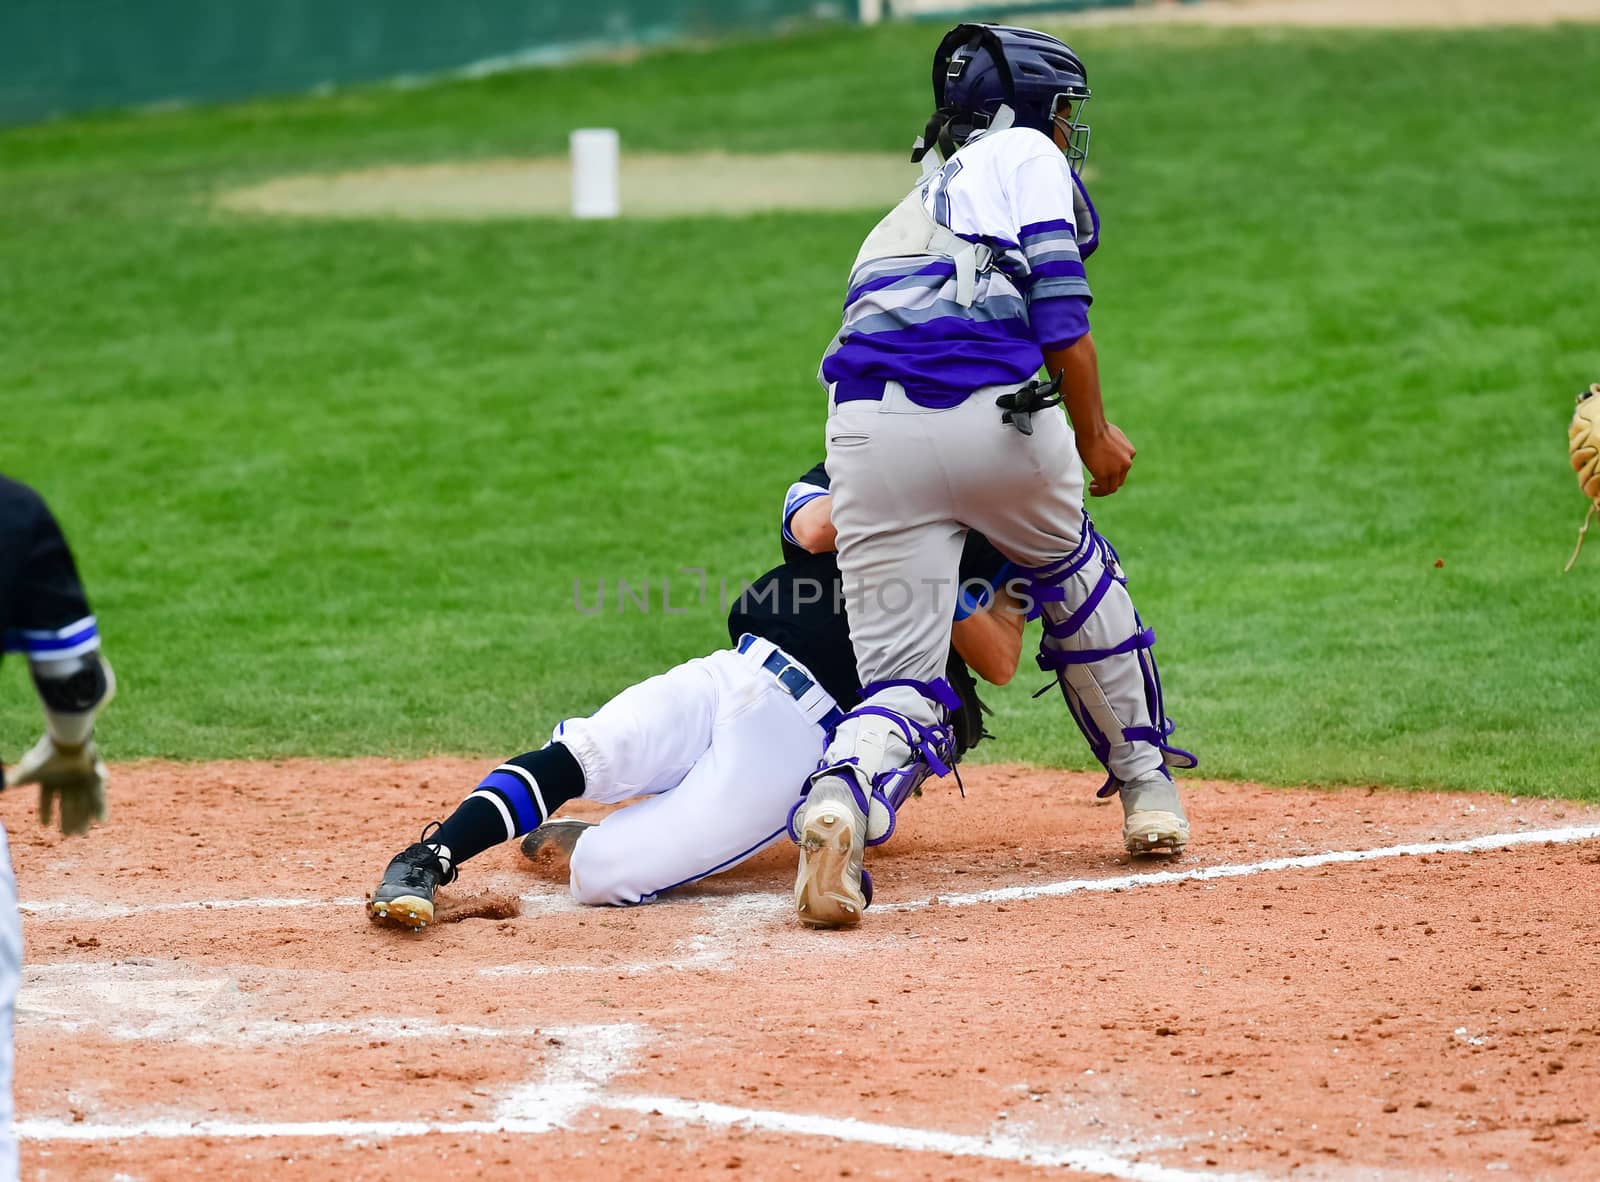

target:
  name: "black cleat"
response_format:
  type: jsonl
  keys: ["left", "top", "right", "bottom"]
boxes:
{"left": 368, "top": 832, "right": 457, "bottom": 930}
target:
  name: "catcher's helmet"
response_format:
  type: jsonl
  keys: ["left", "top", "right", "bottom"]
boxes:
{"left": 913, "top": 24, "right": 1092, "bottom": 167}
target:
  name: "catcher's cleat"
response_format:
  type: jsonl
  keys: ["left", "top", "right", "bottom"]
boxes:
{"left": 368, "top": 835, "right": 457, "bottom": 930}
{"left": 1119, "top": 771, "right": 1190, "bottom": 856}
{"left": 794, "top": 776, "right": 869, "bottom": 929}
{"left": 520, "top": 818, "right": 594, "bottom": 861}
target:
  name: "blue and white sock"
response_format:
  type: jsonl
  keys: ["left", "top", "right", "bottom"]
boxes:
{"left": 427, "top": 742, "right": 585, "bottom": 868}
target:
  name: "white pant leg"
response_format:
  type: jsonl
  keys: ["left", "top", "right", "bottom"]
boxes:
{"left": 0, "top": 826, "right": 18, "bottom": 1182}
{"left": 552, "top": 656, "right": 723, "bottom": 805}
{"left": 569, "top": 646, "right": 828, "bottom": 906}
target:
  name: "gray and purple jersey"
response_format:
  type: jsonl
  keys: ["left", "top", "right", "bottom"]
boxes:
{"left": 819, "top": 126, "right": 1096, "bottom": 408}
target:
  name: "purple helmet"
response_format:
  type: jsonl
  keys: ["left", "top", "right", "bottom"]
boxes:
{"left": 912, "top": 24, "right": 1092, "bottom": 167}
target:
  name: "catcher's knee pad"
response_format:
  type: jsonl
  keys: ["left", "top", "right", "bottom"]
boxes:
{"left": 1022, "top": 524, "right": 1195, "bottom": 795}
{"left": 789, "top": 678, "right": 961, "bottom": 847}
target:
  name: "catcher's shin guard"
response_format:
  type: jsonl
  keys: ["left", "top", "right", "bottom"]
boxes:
{"left": 789, "top": 679, "right": 960, "bottom": 927}
{"left": 1023, "top": 523, "right": 1196, "bottom": 800}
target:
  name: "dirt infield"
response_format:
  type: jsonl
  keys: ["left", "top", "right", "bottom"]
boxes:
{"left": 11, "top": 760, "right": 1600, "bottom": 1180}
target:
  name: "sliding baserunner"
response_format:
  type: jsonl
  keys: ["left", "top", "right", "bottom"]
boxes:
{"left": 366, "top": 464, "right": 1022, "bottom": 928}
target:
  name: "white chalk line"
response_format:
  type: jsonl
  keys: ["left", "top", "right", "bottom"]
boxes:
{"left": 890, "top": 823, "right": 1600, "bottom": 910}
{"left": 24, "top": 823, "right": 1600, "bottom": 925}
{"left": 18, "top": 894, "right": 368, "bottom": 921}
{"left": 18, "top": 1020, "right": 648, "bottom": 1143}
{"left": 610, "top": 1096, "right": 1258, "bottom": 1182}
{"left": 18, "top": 1091, "right": 1255, "bottom": 1182}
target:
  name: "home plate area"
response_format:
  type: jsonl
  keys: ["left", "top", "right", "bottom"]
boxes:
{"left": 11, "top": 760, "right": 1600, "bottom": 1180}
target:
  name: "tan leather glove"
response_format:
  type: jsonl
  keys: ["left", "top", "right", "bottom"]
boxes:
{"left": 6, "top": 734, "right": 108, "bottom": 836}
{"left": 1566, "top": 383, "right": 1600, "bottom": 571}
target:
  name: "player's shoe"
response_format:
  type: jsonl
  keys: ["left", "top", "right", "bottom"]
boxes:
{"left": 1119, "top": 771, "right": 1190, "bottom": 856}
{"left": 520, "top": 818, "right": 593, "bottom": 861}
{"left": 794, "top": 775, "right": 869, "bottom": 929}
{"left": 368, "top": 832, "right": 457, "bottom": 930}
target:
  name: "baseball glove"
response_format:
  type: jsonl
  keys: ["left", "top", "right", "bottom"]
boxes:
{"left": 1565, "top": 383, "right": 1600, "bottom": 572}
{"left": 944, "top": 648, "right": 994, "bottom": 760}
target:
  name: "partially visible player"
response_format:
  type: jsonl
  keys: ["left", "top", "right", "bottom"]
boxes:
{"left": 366, "top": 464, "right": 1022, "bottom": 928}
{"left": 1, "top": 474, "right": 116, "bottom": 1182}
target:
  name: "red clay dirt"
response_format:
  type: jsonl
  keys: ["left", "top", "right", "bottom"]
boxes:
{"left": 11, "top": 759, "right": 1600, "bottom": 1181}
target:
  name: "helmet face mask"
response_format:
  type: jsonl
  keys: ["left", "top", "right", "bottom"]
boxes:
{"left": 1051, "top": 92, "right": 1092, "bottom": 169}
{"left": 912, "top": 24, "right": 1094, "bottom": 169}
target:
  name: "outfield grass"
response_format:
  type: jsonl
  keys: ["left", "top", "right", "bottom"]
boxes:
{"left": 2, "top": 22, "right": 1597, "bottom": 796}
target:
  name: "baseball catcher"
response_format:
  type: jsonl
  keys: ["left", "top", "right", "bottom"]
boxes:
{"left": 791, "top": 23, "right": 1196, "bottom": 929}
{"left": 366, "top": 463, "right": 1020, "bottom": 929}
{"left": 1565, "top": 382, "right": 1600, "bottom": 571}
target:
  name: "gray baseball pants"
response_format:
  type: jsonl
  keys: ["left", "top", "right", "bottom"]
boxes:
{"left": 823, "top": 379, "right": 1167, "bottom": 785}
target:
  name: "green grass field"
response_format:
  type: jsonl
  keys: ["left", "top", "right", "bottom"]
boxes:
{"left": 2, "top": 21, "right": 1597, "bottom": 796}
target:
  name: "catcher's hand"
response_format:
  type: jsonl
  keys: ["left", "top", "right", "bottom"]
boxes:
{"left": 1565, "top": 383, "right": 1600, "bottom": 571}
{"left": 5, "top": 734, "right": 108, "bottom": 836}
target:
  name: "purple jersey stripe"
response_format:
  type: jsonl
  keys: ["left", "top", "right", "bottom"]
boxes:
{"left": 1027, "top": 258, "right": 1088, "bottom": 280}
{"left": 845, "top": 259, "right": 956, "bottom": 308}
{"left": 823, "top": 318, "right": 1044, "bottom": 403}
{"left": 1020, "top": 217, "right": 1076, "bottom": 239}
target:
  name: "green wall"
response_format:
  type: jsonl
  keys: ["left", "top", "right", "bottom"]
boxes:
{"left": 1, "top": 0, "right": 841, "bottom": 125}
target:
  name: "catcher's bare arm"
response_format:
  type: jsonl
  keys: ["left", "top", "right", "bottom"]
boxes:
{"left": 1044, "top": 334, "right": 1135, "bottom": 498}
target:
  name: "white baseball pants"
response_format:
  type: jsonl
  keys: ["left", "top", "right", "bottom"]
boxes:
{"left": 554, "top": 637, "right": 838, "bottom": 906}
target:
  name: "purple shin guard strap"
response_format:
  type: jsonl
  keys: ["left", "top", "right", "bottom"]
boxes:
{"left": 858, "top": 676, "right": 962, "bottom": 714}
{"left": 787, "top": 757, "right": 870, "bottom": 844}
{"left": 847, "top": 706, "right": 953, "bottom": 778}
{"left": 1036, "top": 627, "right": 1157, "bottom": 670}
{"left": 866, "top": 790, "right": 897, "bottom": 847}
{"left": 1022, "top": 526, "right": 1096, "bottom": 585}
{"left": 1123, "top": 721, "right": 1199, "bottom": 772}
{"left": 1041, "top": 564, "right": 1116, "bottom": 641}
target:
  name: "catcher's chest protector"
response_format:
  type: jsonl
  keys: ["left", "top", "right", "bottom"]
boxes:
{"left": 851, "top": 184, "right": 993, "bottom": 308}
